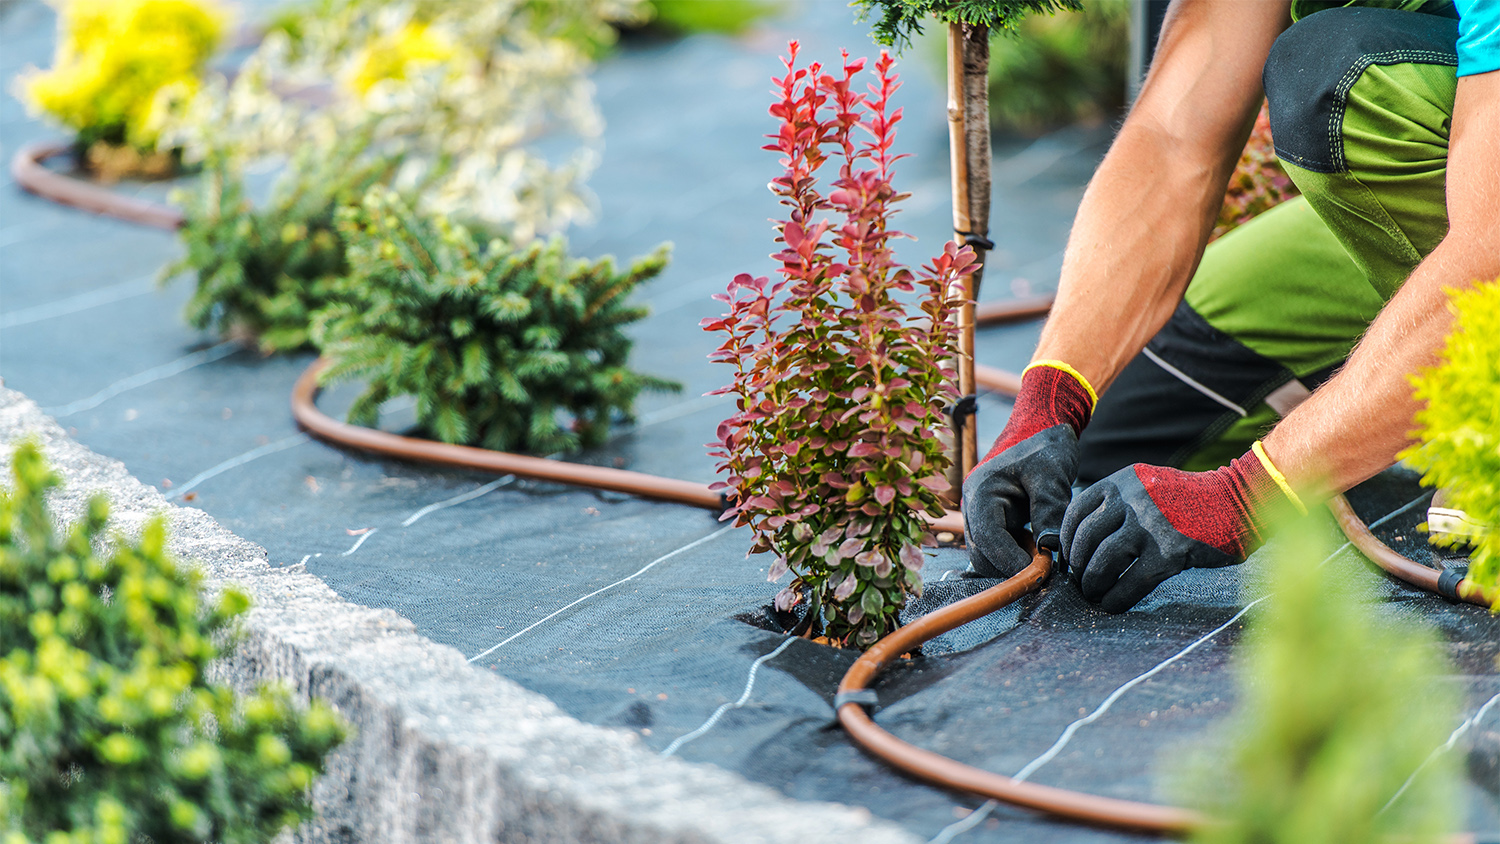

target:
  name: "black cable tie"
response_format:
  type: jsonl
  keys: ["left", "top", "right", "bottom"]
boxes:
{"left": 954, "top": 230, "right": 995, "bottom": 251}
{"left": 949, "top": 394, "right": 979, "bottom": 428}
{"left": 1437, "top": 564, "right": 1470, "bottom": 603}
{"left": 833, "top": 689, "right": 879, "bottom": 711}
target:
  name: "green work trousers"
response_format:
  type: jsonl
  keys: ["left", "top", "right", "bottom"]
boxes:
{"left": 1075, "top": 5, "right": 1457, "bottom": 482}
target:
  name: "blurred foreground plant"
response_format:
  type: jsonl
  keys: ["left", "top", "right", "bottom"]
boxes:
{"left": 15, "top": 0, "right": 225, "bottom": 179}
{"left": 0, "top": 441, "right": 347, "bottom": 843}
{"left": 705, "top": 45, "right": 971, "bottom": 649}
{"left": 165, "top": 137, "right": 399, "bottom": 352}
{"left": 1186, "top": 519, "right": 1459, "bottom": 844}
{"left": 313, "top": 187, "right": 675, "bottom": 453}
{"left": 1402, "top": 278, "right": 1500, "bottom": 599}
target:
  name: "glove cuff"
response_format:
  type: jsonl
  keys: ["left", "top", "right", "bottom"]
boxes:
{"left": 1223, "top": 443, "right": 1312, "bottom": 549}
{"left": 978, "top": 363, "right": 1095, "bottom": 469}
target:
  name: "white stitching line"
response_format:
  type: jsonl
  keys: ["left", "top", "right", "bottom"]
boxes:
{"left": 41, "top": 341, "right": 241, "bottom": 418}
{"left": 928, "top": 493, "right": 1429, "bottom": 843}
{"left": 466, "top": 525, "right": 734, "bottom": 663}
{"left": 660, "top": 635, "right": 798, "bottom": 758}
{"left": 167, "top": 433, "right": 312, "bottom": 499}
{"left": 1328, "top": 49, "right": 1457, "bottom": 172}
{"left": 1141, "top": 347, "right": 1248, "bottom": 417}
{"left": 0, "top": 274, "right": 156, "bottom": 329}
{"left": 1379, "top": 689, "right": 1500, "bottom": 814}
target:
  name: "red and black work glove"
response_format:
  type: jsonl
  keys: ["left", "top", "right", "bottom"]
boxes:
{"left": 963, "top": 362, "right": 1096, "bottom": 578}
{"left": 1060, "top": 442, "right": 1306, "bottom": 612}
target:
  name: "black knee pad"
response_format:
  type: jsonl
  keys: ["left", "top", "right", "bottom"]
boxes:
{"left": 1263, "top": 6, "right": 1457, "bottom": 174}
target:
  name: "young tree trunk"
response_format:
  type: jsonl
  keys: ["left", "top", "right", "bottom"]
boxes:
{"left": 944, "top": 21, "right": 992, "bottom": 507}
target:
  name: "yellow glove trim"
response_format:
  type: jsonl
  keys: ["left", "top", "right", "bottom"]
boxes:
{"left": 1024, "top": 360, "right": 1099, "bottom": 410}
{"left": 1251, "top": 440, "right": 1308, "bottom": 516}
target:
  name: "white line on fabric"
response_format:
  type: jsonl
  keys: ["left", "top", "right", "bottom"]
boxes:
{"left": 402, "top": 476, "right": 516, "bottom": 526}
{"left": 1, "top": 275, "right": 158, "bottom": 329}
{"left": 931, "top": 494, "right": 1429, "bottom": 843}
{"left": 167, "top": 433, "right": 312, "bottom": 500}
{"left": 342, "top": 529, "right": 379, "bottom": 556}
{"left": 927, "top": 799, "right": 999, "bottom": 844}
{"left": 635, "top": 393, "right": 733, "bottom": 429}
{"left": 42, "top": 341, "right": 241, "bottom": 418}
{"left": 467, "top": 524, "right": 735, "bottom": 664}
{"left": 1380, "top": 689, "right": 1500, "bottom": 814}
{"left": 660, "top": 635, "right": 798, "bottom": 758}
{"left": 298, "top": 553, "right": 322, "bottom": 565}
{"left": 1141, "top": 347, "right": 1248, "bottom": 418}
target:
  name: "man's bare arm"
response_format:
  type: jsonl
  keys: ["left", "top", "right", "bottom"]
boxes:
{"left": 1031, "top": 0, "right": 1291, "bottom": 393}
{"left": 1263, "top": 70, "right": 1500, "bottom": 500}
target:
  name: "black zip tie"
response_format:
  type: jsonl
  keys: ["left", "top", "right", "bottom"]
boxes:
{"left": 1437, "top": 563, "right": 1470, "bottom": 603}
{"left": 833, "top": 688, "right": 879, "bottom": 712}
{"left": 955, "top": 230, "right": 995, "bottom": 251}
{"left": 949, "top": 394, "right": 979, "bottom": 428}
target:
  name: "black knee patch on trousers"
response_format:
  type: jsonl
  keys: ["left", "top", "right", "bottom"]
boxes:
{"left": 1076, "top": 303, "right": 1292, "bottom": 484}
{"left": 1263, "top": 6, "right": 1457, "bottom": 174}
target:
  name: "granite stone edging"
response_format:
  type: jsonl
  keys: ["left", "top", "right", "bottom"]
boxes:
{"left": 0, "top": 384, "right": 919, "bottom": 844}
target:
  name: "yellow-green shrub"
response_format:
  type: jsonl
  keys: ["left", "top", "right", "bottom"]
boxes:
{"left": 16, "top": 0, "right": 225, "bottom": 150}
{"left": 1403, "top": 278, "right": 1500, "bottom": 596}
{"left": 1187, "top": 521, "right": 1459, "bottom": 844}
{"left": 0, "top": 441, "right": 347, "bottom": 843}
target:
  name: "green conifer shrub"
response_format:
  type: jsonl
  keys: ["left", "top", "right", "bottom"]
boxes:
{"left": 1186, "top": 520, "right": 1459, "bottom": 844}
{"left": 166, "top": 139, "right": 399, "bottom": 352}
{"left": 1403, "top": 278, "right": 1500, "bottom": 598}
{"left": 313, "top": 186, "right": 676, "bottom": 454}
{"left": 982, "top": 1, "right": 1127, "bottom": 134}
{"left": 0, "top": 441, "right": 347, "bottom": 843}
{"left": 852, "top": 0, "right": 1080, "bottom": 51}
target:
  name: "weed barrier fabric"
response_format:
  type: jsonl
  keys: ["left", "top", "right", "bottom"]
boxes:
{"left": 4, "top": 1, "right": 1500, "bottom": 840}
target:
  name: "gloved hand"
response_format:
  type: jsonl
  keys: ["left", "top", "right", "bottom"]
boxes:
{"left": 964, "top": 361, "right": 1096, "bottom": 578}
{"left": 1060, "top": 442, "right": 1304, "bottom": 612}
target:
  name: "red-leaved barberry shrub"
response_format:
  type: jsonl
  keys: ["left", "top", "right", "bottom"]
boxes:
{"left": 703, "top": 43, "right": 977, "bottom": 649}
{"left": 1212, "top": 102, "right": 1299, "bottom": 242}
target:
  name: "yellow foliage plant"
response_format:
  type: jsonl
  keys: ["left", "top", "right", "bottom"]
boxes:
{"left": 16, "top": 0, "right": 225, "bottom": 153}
{"left": 1402, "top": 278, "right": 1500, "bottom": 601}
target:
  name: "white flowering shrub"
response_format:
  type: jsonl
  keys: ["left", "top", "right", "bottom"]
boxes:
{"left": 162, "top": 0, "right": 644, "bottom": 238}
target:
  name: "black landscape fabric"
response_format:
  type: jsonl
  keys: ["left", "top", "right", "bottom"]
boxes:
{"left": 2, "top": 2, "right": 1498, "bottom": 841}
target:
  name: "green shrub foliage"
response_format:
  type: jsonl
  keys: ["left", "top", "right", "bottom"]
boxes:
{"left": 314, "top": 187, "right": 676, "bottom": 454}
{"left": 1403, "top": 278, "right": 1500, "bottom": 597}
{"left": 853, "top": 0, "right": 1080, "bottom": 51}
{"left": 983, "top": 0, "right": 1127, "bottom": 133}
{"left": 1188, "top": 520, "right": 1459, "bottom": 844}
{"left": 0, "top": 441, "right": 347, "bottom": 843}
{"left": 166, "top": 140, "right": 398, "bottom": 352}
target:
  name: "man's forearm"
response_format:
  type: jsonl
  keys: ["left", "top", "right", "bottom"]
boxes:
{"left": 1263, "top": 71, "right": 1500, "bottom": 499}
{"left": 1031, "top": 0, "right": 1291, "bottom": 393}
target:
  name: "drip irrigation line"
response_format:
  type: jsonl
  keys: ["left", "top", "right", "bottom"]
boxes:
{"left": 167, "top": 433, "right": 312, "bottom": 500}
{"left": 291, "top": 359, "right": 969, "bottom": 533}
{"left": 466, "top": 524, "right": 734, "bottom": 664}
{"left": 11, "top": 142, "right": 184, "bottom": 230}
{"left": 42, "top": 340, "right": 241, "bottom": 418}
{"left": 0, "top": 274, "right": 156, "bottom": 329}
{"left": 660, "top": 634, "right": 799, "bottom": 758}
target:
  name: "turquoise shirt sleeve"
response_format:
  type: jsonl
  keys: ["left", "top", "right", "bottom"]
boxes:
{"left": 1456, "top": 0, "right": 1500, "bottom": 76}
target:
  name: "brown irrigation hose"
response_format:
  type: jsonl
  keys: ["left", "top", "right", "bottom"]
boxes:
{"left": 975, "top": 294, "right": 1054, "bottom": 327}
{"left": 1329, "top": 493, "right": 1497, "bottom": 608}
{"left": 836, "top": 542, "right": 1204, "bottom": 834}
{"left": 292, "top": 358, "right": 973, "bottom": 532}
{"left": 10, "top": 142, "right": 184, "bottom": 230}
{"left": 292, "top": 358, "right": 723, "bottom": 509}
